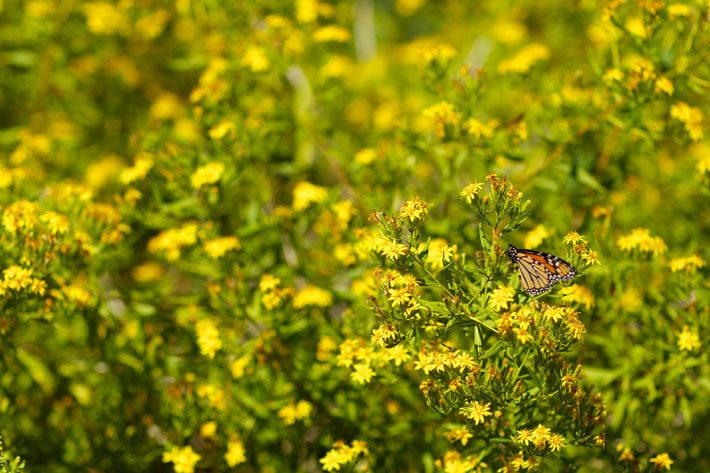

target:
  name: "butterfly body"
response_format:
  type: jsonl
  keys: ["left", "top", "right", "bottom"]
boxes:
{"left": 506, "top": 244, "right": 577, "bottom": 295}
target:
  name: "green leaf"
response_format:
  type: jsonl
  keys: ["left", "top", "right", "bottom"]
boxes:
{"left": 16, "top": 348, "right": 56, "bottom": 396}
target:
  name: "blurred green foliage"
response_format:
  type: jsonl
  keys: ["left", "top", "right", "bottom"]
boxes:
{"left": 0, "top": 0, "right": 708, "bottom": 472}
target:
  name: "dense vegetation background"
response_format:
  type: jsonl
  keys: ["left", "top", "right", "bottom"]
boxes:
{"left": 0, "top": 0, "right": 708, "bottom": 471}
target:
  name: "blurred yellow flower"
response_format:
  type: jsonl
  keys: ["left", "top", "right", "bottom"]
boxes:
{"left": 191, "top": 162, "right": 224, "bottom": 189}
{"left": 148, "top": 223, "right": 199, "bottom": 261}
{"left": 120, "top": 155, "right": 154, "bottom": 184}
{"left": 669, "top": 255, "right": 705, "bottom": 273}
{"left": 670, "top": 102, "right": 704, "bottom": 141}
{"left": 667, "top": 4, "right": 691, "bottom": 19}
{"left": 355, "top": 147, "right": 377, "bottom": 165}
{"left": 560, "top": 284, "right": 594, "bottom": 309}
{"left": 426, "top": 239, "right": 456, "bottom": 271}
{"left": 150, "top": 93, "right": 184, "bottom": 120}
{"left": 422, "top": 101, "right": 460, "bottom": 137}
{"left": 203, "top": 236, "right": 240, "bottom": 259}
{"left": 351, "top": 362, "right": 375, "bottom": 384}
{"left": 617, "top": 228, "right": 667, "bottom": 256}
{"left": 225, "top": 438, "right": 247, "bottom": 467}
{"left": 84, "top": 2, "right": 130, "bottom": 36}
{"left": 208, "top": 120, "right": 235, "bottom": 140}
{"left": 493, "top": 20, "right": 528, "bottom": 45}
{"left": 292, "top": 181, "right": 328, "bottom": 211}
{"left": 396, "top": 0, "right": 425, "bottom": 16}
{"left": 200, "top": 421, "right": 217, "bottom": 439}
{"left": 625, "top": 17, "right": 647, "bottom": 38}
{"left": 296, "top": 0, "right": 318, "bottom": 23}
{"left": 313, "top": 25, "right": 351, "bottom": 43}
{"left": 162, "top": 446, "right": 201, "bottom": 473}
{"left": 464, "top": 118, "right": 496, "bottom": 138}
{"left": 524, "top": 224, "right": 552, "bottom": 249}
{"left": 85, "top": 155, "right": 123, "bottom": 188}
{"left": 490, "top": 286, "right": 515, "bottom": 311}
{"left": 278, "top": 400, "right": 313, "bottom": 424}
{"left": 649, "top": 453, "right": 674, "bottom": 470}
{"left": 230, "top": 355, "right": 251, "bottom": 378}
{"left": 654, "top": 76, "right": 674, "bottom": 95}
{"left": 320, "top": 440, "right": 369, "bottom": 472}
{"left": 39, "top": 211, "right": 69, "bottom": 235}
{"left": 135, "top": 9, "right": 170, "bottom": 40}
{"left": 2, "top": 200, "right": 39, "bottom": 233}
{"left": 602, "top": 68, "right": 624, "bottom": 84}
{"left": 63, "top": 283, "right": 92, "bottom": 306}
{"left": 293, "top": 285, "right": 332, "bottom": 308}
{"left": 677, "top": 326, "right": 700, "bottom": 352}
{"left": 498, "top": 43, "right": 550, "bottom": 74}
{"left": 446, "top": 426, "right": 474, "bottom": 446}
{"left": 132, "top": 262, "right": 165, "bottom": 282}
{"left": 195, "top": 319, "right": 222, "bottom": 359}
{"left": 242, "top": 46, "right": 270, "bottom": 72}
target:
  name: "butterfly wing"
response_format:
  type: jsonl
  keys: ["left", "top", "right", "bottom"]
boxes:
{"left": 507, "top": 244, "right": 577, "bottom": 295}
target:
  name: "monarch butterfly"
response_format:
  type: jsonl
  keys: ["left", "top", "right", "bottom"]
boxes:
{"left": 506, "top": 244, "right": 577, "bottom": 296}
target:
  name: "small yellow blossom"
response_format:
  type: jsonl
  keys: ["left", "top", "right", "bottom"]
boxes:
{"left": 422, "top": 101, "right": 460, "bottom": 137}
{"left": 200, "top": 421, "right": 217, "bottom": 439}
{"left": 2, "top": 200, "right": 39, "bottom": 233}
{"left": 426, "top": 239, "right": 457, "bottom": 271}
{"left": 399, "top": 196, "right": 429, "bottom": 222}
{"left": 150, "top": 93, "right": 183, "bottom": 120}
{"left": 669, "top": 255, "right": 705, "bottom": 273}
{"left": 63, "top": 283, "right": 92, "bottom": 306}
{"left": 548, "top": 433, "right": 565, "bottom": 452}
{"left": 296, "top": 0, "right": 318, "bottom": 24}
{"left": 697, "top": 155, "right": 710, "bottom": 177}
{"left": 446, "top": 426, "right": 474, "bottom": 446}
{"left": 191, "top": 162, "right": 224, "bottom": 189}
{"left": 617, "top": 444, "right": 635, "bottom": 462}
{"left": 464, "top": 118, "right": 496, "bottom": 139}
{"left": 617, "top": 228, "right": 667, "bottom": 256}
{"left": 460, "top": 400, "right": 492, "bottom": 425}
{"left": 148, "top": 223, "right": 199, "bottom": 261}
{"left": 162, "top": 446, "right": 201, "bottom": 473}
{"left": 293, "top": 285, "right": 332, "bottom": 308}
{"left": 278, "top": 400, "right": 313, "bottom": 425}
{"left": 523, "top": 224, "right": 552, "bottom": 249}
{"left": 84, "top": 2, "right": 130, "bottom": 36}
{"left": 460, "top": 181, "right": 484, "bottom": 204}
{"left": 650, "top": 453, "right": 674, "bottom": 471}
{"left": 654, "top": 77, "right": 674, "bottom": 95}
{"left": 120, "top": 155, "right": 154, "bottom": 184}
{"left": 490, "top": 286, "right": 515, "bottom": 311}
{"left": 132, "top": 262, "right": 165, "bottom": 282}
{"left": 371, "top": 324, "right": 399, "bottom": 348}
{"left": 259, "top": 274, "right": 281, "bottom": 292}
{"left": 677, "top": 326, "right": 701, "bottom": 352}
{"left": 602, "top": 68, "right": 624, "bottom": 85}
{"left": 208, "top": 120, "right": 235, "bottom": 140}
{"left": 351, "top": 362, "right": 375, "bottom": 384}
{"left": 224, "top": 438, "right": 247, "bottom": 467}
{"left": 242, "top": 46, "right": 270, "bottom": 72}
{"left": 135, "top": 9, "right": 170, "bottom": 40}
{"left": 498, "top": 43, "right": 550, "bottom": 74}
{"left": 563, "top": 231, "right": 585, "bottom": 245}
{"left": 670, "top": 102, "right": 704, "bottom": 141}
{"left": 313, "top": 25, "right": 351, "bottom": 43}
{"left": 195, "top": 319, "right": 222, "bottom": 359}
{"left": 379, "top": 238, "right": 408, "bottom": 260}
{"left": 230, "top": 355, "right": 251, "bottom": 378}
{"left": 667, "top": 4, "right": 691, "bottom": 19}
{"left": 355, "top": 147, "right": 377, "bottom": 165}
{"left": 560, "top": 284, "right": 594, "bottom": 309}
{"left": 203, "top": 236, "right": 240, "bottom": 259}
{"left": 292, "top": 181, "right": 328, "bottom": 211}
{"left": 320, "top": 440, "right": 369, "bottom": 472}
{"left": 625, "top": 17, "right": 647, "bottom": 38}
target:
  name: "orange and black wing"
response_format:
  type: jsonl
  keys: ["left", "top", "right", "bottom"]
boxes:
{"left": 506, "top": 244, "right": 577, "bottom": 296}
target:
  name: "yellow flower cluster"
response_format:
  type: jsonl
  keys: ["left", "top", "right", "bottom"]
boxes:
{"left": 460, "top": 400, "right": 492, "bottom": 425}
{"left": 490, "top": 285, "right": 516, "bottom": 311}
{"left": 677, "top": 325, "right": 700, "bottom": 352}
{"left": 524, "top": 224, "right": 552, "bottom": 249}
{"left": 436, "top": 450, "right": 486, "bottom": 473}
{"left": 292, "top": 180, "right": 328, "bottom": 211}
{"left": 292, "top": 285, "right": 332, "bottom": 309}
{"left": 313, "top": 25, "right": 351, "bottom": 43}
{"left": 338, "top": 337, "right": 411, "bottom": 384}
{"left": 617, "top": 228, "right": 667, "bottom": 256}
{"left": 399, "top": 196, "right": 429, "bottom": 222}
{"left": 560, "top": 284, "right": 595, "bottom": 309}
{"left": 498, "top": 43, "right": 550, "bottom": 74}
{"left": 445, "top": 425, "right": 474, "bottom": 446}
{"left": 162, "top": 445, "right": 201, "bottom": 473}
{"left": 460, "top": 181, "right": 484, "bottom": 204}
{"left": 259, "top": 275, "right": 293, "bottom": 310}
{"left": 421, "top": 101, "right": 460, "bottom": 138}
{"left": 0, "top": 265, "right": 46, "bottom": 296}
{"left": 515, "top": 424, "right": 566, "bottom": 451}
{"left": 498, "top": 305, "right": 586, "bottom": 342}
{"left": 196, "top": 383, "right": 226, "bottom": 410}
{"left": 669, "top": 255, "right": 705, "bottom": 273}
{"left": 413, "top": 347, "right": 479, "bottom": 375}
{"left": 424, "top": 238, "right": 458, "bottom": 271}
{"left": 464, "top": 118, "right": 497, "bottom": 139}
{"left": 419, "top": 43, "right": 457, "bottom": 68}
{"left": 277, "top": 399, "right": 313, "bottom": 425}
{"left": 377, "top": 236, "right": 408, "bottom": 260}
{"left": 370, "top": 324, "right": 399, "bottom": 348}
{"left": 319, "top": 440, "right": 369, "bottom": 472}
{"left": 224, "top": 437, "right": 247, "bottom": 467}
{"left": 377, "top": 269, "right": 421, "bottom": 316}
{"left": 148, "top": 223, "right": 199, "bottom": 261}
{"left": 195, "top": 319, "right": 222, "bottom": 359}
{"left": 203, "top": 236, "right": 240, "bottom": 259}
{"left": 120, "top": 154, "right": 154, "bottom": 184}
{"left": 670, "top": 102, "right": 704, "bottom": 141}
{"left": 84, "top": 1, "right": 130, "bottom": 36}
{"left": 2, "top": 200, "right": 39, "bottom": 233}
{"left": 190, "top": 162, "right": 225, "bottom": 189}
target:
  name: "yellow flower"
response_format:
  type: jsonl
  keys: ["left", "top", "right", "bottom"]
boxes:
{"left": 563, "top": 231, "right": 585, "bottom": 245}
{"left": 203, "top": 236, "right": 240, "bottom": 259}
{"left": 438, "top": 450, "right": 484, "bottom": 473}
{"left": 515, "top": 429, "right": 533, "bottom": 445}
{"left": 200, "top": 421, "right": 217, "bottom": 439}
{"left": 464, "top": 118, "right": 496, "bottom": 139}
{"left": 379, "top": 238, "right": 408, "bottom": 260}
{"left": 399, "top": 196, "right": 429, "bottom": 222}
{"left": 490, "top": 286, "right": 515, "bottom": 311}
{"left": 293, "top": 285, "right": 332, "bottom": 308}
{"left": 548, "top": 433, "right": 565, "bottom": 452}
{"left": 292, "top": 181, "right": 328, "bottom": 211}
{"left": 63, "top": 283, "right": 92, "bottom": 306}
{"left": 460, "top": 400, "right": 492, "bottom": 425}
{"left": 296, "top": 0, "right": 318, "bottom": 23}
{"left": 493, "top": 20, "right": 528, "bottom": 45}
{"left": 148, "top": 223, "right": 199, "bottom": 261}
{"left": 697, "top": 155, "right": 710, "bottom": 177}
{"left": 278, "top": 400, "right": 313, "bottom": 425}
{"left": 313, "top": 25, "right": 351, "bottom": 42}
{"left": 84, "top": 2, "right": 130, "bottom": 36}
{"left": 654, "top": 77, "right": 674, "bottom": 95}
{"left": 560, "top": 284, "right": 594, "bottom": 309}
{"left": 320, "top": 440, "right": 369, "bottom": 471}
{"left": 355, "top": 147, "right": 377, "bottom": 165}
{"left": 426, "top": 239, "right": 456, "bottom": 271}
{"left": 669, "top": 255, "right": 705, "bottom": 273}
{"left": 446, "top": 426, "right": 474, "bottom": 446}
{"left": 196, "top": 383, "right": 226, "bottom": 410}
{"left": 460, "top": 181, "right": 484, "bottom": 204}
{"left": 396, "top": 0, "right": 425, "bottom": 16}
{"left": 162, "top": 446, "right": 201, "bottom": 473}
{"left": 351, "top": 362, "right": 375, "bottom": 384}
{"left": 498, "top": 43, "right": 550, "bottom": 74}
{"left": 230, "top": 355, "right": 251, "bottom": 378}
{"left": 208, "top": 120, "right": 235, "bottom": 140}
{"left": 371, "top": 324, "right": 399, "bottom": 348}
{"left": 2, "top": 200, "right": 39, "bottom": 233}
{"left": 667, "top": 4, "right": 691, "bottom": 20}
{"left": 135, "top": 9, "right": 170, "bottom": 40}
{"left": 523, "top": 224, "right": 552, "bottom": 249}
{"left": 422, "top": 101, "right": 460, "bottom": 137}
{"left": 132, "top": 262, "right": 165, "bottom": 282}
{"left": 150, "top": 93, "right": 184, "bottom": 120}
{"left": 120, "top": 155, "right": 154, "bottom": 184}
{"left": 677, "top": 326, "right": 700, "bottom": 352}
{"left": 242, "top": 46, "right": 270, "bottom": 72}
{"left": 625, "top": 17, "right": 647, "bottom": 38}
{"left": 617, "top": 228, "right": 667, "bottom": 256}
{"left": 602, "top": 68, "right": 624, "bottom": 85}
{"left": 191, "top": 162, "right": 225, "bottom": 189}
{"left": 670, "top": 102, "right": 704, "bottom": 141}
{"left": 195, "top": 319, "right": 222, "bottom": 359}
{"left": 649, "top": 453, "right": 674, "bottom": 471}
{"left": 225, "top": 438, "right": 247, "bottom": 467}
